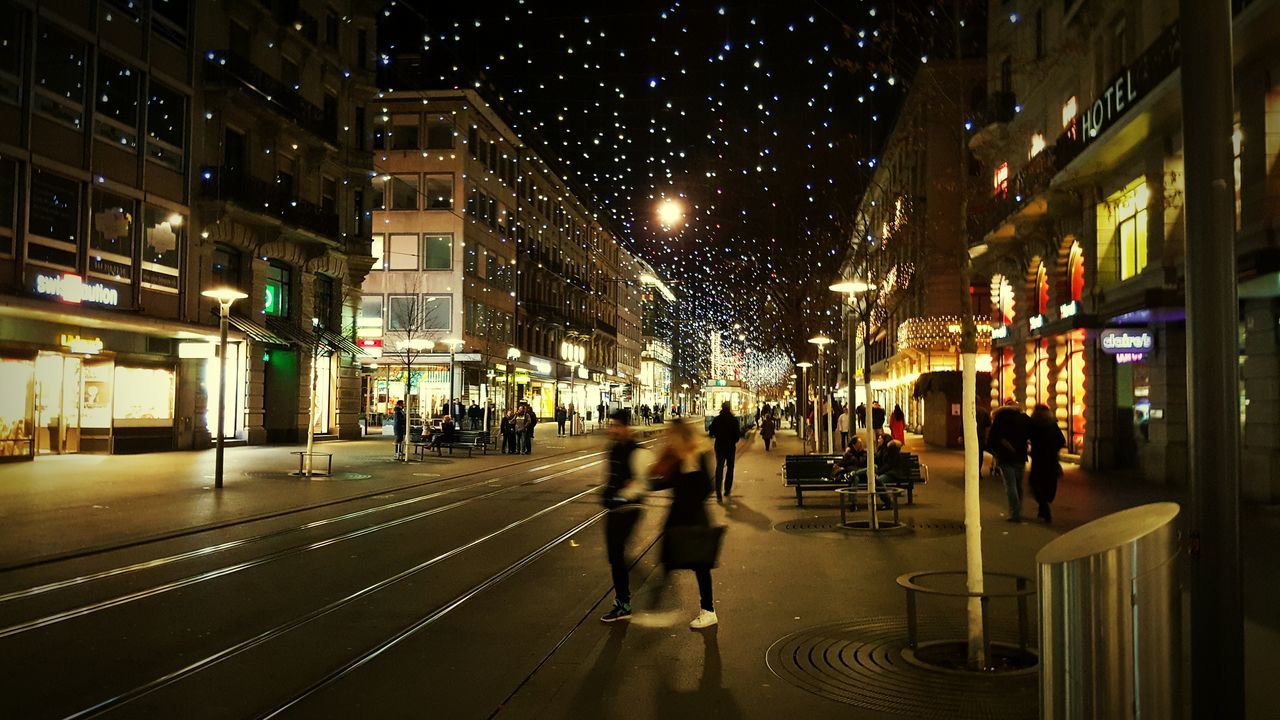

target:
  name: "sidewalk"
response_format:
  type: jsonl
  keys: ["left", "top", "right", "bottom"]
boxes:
{"left": 499, "top": 429, "right": 1277, "bottom": 719}
{"left": 0, "top": 425, "right": 652, "bottom": 569}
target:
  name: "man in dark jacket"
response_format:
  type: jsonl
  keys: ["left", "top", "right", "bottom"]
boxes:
{"left": 599, "top": 411, "right": 651, "bottom": 622}
{"left": 393, "top": 400, "right": 407, "bottom": 461}
{"left": 708, "top": 402, "right": 742, "bottom": 502}
{"left": 986, "top": 402, "right": 1032, "bottom": 521}
{"left": 871, "top": 401, "right": 886, "bottom": 438}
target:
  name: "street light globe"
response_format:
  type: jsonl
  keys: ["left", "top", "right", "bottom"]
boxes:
{"left": 656, "top": 198, "right": 684, "bottom": 228}
{"left": 807, "top": 335, "right": 834, "bottom": 346}
{"left": 796, "top": 362, "right": 814, "bottom": 369}
{"left": 440, "top": 338, "right": 463, "bottom": 350}
{"left": 829, "top": 280, "right": 872, "bottom": 294}
{"left": 201, "top": 287, "right": 248, "bottom": 305}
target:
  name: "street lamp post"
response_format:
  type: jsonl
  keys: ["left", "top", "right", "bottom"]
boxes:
{"left": 808, "top": 335, "right": 834, "bottom": 453}
{"left": 441, "top": 338, "right": 463, "bottom": 418}
{"left": 831, "top": 280, "right": 877, "bottom": 528}
{"left": 796, "top": 362, "right": 813, "bottom": 454}
{"left": 201, "top": 287, "right": 248, "bottom": 489}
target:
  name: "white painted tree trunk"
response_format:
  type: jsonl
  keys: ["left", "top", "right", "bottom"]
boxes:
{"left": 305, "top": 347, "right": 319, "bottom": 476}
{"left": 863, "top": 366, "right": 877, "bottom": 530}
{"left": 961, "top": 351, "right": 986, "bottom": 668}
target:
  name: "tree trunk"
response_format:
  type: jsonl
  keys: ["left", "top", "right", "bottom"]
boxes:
{"left": 962, "top": 350, "right": 985, "bottom": 668}
{"left": 862, "top": 322, "right": 877, "bottom": 530}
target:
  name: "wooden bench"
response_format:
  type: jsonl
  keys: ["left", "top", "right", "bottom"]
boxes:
{"left": 428, "top": 430, "right": 495, "bottom": 458}
{"left": 784, "top": 453, "right": 928, "bottom": 506}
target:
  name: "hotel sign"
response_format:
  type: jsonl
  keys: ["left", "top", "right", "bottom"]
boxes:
{"left": 33, "top": 272, "right": 120, "bottom": 307}
{"left": 1079, "top": 23, "right": 1180, "bottom": 147}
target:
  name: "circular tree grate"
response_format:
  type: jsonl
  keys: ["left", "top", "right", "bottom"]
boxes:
{"left": 766, "top": 616, "right": 1038, "bottom": 719}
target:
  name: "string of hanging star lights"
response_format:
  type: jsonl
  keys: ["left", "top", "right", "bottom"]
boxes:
{"left": 376, "top": 0, "right": 973, "bottom": 386}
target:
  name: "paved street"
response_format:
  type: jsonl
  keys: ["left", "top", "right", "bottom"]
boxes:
{"left": 2, "top": 425, "right": 1273, "bottom": 718}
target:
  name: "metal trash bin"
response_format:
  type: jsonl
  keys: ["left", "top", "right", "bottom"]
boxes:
{"left": 1036, "top": 502, "right": 1182, "bottom": 719}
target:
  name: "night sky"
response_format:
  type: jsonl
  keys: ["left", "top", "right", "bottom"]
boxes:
{"left": 379, "top": 1, "right": 972, "bottom": 384}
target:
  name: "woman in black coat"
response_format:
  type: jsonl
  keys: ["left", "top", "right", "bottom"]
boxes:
{"left": 650, "top": 419, "right": 720, "bottom": 629}
{"left": 1028, "top": 404, "right": 1066, "bottom": 523}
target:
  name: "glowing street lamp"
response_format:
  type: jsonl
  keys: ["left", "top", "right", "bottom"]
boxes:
{"left": 201, "top": 287, "right": 249, "bottom": 489}
{"left": 796, "top": 361, "right": 813, "bottom": 453}
{"left": 656, "top": 198, "right": 684, "bottom": 229}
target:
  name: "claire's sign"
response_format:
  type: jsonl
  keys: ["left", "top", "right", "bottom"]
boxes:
{"left": 1100, "top": 329, "right": 1154, "bottom": 354}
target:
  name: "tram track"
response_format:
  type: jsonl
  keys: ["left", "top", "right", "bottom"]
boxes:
{"left": 61, "top": 484, "right": 609, "bottom": 720}
{"left": 0, "top": 453, "right": 615, "bottom": 640}
{"left": 0, "top": 448, "right": 612, "bottom": 607}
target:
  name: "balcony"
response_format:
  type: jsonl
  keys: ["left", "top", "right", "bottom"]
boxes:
{"left": 202, "top": 50, "right": 338, "bottom": 145}
{"left": 971, "top": 91, "right": 1018, "bottom": 129}
{"left": 198, "top": 166, "right": 339, "bottom": 241}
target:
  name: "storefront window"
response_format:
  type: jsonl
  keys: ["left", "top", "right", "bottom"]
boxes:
{"left": 265, "top": 261, "right": 291, "bottom": 318}
{"left": 91, "top": 191, "right": 134, "bottom": 279}
{"left": 313, "top": 354, "right": 333, "bottom": 433}
{"left": 0, "top": 358, "right": 34, "bottom": 457}
{"left": 142, "top": 205, "right": 182, "bottom": 292}
{"left": 113, "top": 366, "right": 175, "bottom": 426}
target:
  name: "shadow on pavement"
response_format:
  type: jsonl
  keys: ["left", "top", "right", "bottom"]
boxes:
{"left": 722, "top": 498, "right": 772, "bottom": 532}
{"left": 655, "top": 627, "right": 742, "bottom": 719}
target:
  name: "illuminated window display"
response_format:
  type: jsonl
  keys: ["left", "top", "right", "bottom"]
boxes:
{"left": 313, "top": 353, "right": 333, "bottom": 434}
{"left": 202, "top": 346, "right": 244, "bottom": 439}
{"left": 0, "top": 358, "right": 34, "bottom": 458}
{"left": 113, "top": 366, "right": 175, "bottom": 426}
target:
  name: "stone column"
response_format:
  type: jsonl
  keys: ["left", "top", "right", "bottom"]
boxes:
{"left": 1139, "top": 323, "right": 1188, "bottom": 487}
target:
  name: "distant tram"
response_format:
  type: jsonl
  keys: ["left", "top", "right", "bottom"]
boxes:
{"left": 700, "top": 380, "right": 757, "bottom": 434}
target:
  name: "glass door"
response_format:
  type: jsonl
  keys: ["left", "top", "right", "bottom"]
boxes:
{"left": 34, "top": 352, "right": 83, "bottom": 454}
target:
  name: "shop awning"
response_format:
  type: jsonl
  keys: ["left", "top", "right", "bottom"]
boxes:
{"left": 315, "top": 326, "right": 365, "bottom": 357}
{"left": 224, "top": 314, "right": 287, "bottom": 346}
{"left": 265, "top": 317, "right": 316, "bottom": 348}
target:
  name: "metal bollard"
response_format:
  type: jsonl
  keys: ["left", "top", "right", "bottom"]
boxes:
{"left": 1036, "top": 502, "right": 1182, "bottom": 719}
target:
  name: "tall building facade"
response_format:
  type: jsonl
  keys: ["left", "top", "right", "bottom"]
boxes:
{"left": 637, "top": 258, "right": 676, "bottom": 411}
{"left": 969, "top": 0, "right": 1280, "bottom": 498}
{"left": 0, "top": 0, "right": 376, "bottom": 461}
{"left": 357, "top": 89, "right": 644, "bottom": 424}
{"left": 843, "top": 60, "right": 991, "bottom": 434}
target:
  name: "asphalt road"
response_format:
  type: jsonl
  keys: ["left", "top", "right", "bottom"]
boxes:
{"left": 0, "top": 442, "right": 664, "bottom": 719}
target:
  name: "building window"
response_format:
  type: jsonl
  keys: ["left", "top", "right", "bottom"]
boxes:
{"left": 993, "top": 162, "right": 1009, "bottom": 197}
{"left": 0, "top": 157, "right": 18, "bottom": 256}
{"left": 1108, "top": 178, "right": 1149, "bottom": 281}
{"left": 369, "top": 234, "right": 383, "bottom": 270}
{"left": 424, "top": 174, "right": 453, "bottom": 210}
{"left": 354, "top": 189, "right": 365, "bottom": 236}
{"left": 423, "top": 233, "right": 452, "bottom": 270}
{"left": 355, "top": 104, "right": 366, "bottom": 150}
{"left": 0, "top": 5, "right": 23, "bottom": 106}
{"left": 390, "top": 114, "right": 419, "bottom": 150}
{"left": 1034, "top": 8, "right": 1044, "bottom": 60}
{"left": 359, "top": 294, "right": 382, "bottom": 325}
{"left": 142, "top": 205, "right": 182, "bottom": 292}
{"left": 27, "top": 168, "right": 81, "bottom": 270}
{"left": 322, "top": 176, "right": 336, "bottom": 216}
{"left": 389, "top": 174, "right": 418, "bottom": 210}
{"left": 146, "top": 81, "right": 185, "bottom": 172}
{"left": 1033, "top": 261, "right": 1049, "bottom": 315}
{"left": 212, "top": 243, "right": 241, "bottom": 290}
{"left": 90, "top": 190, "right": 134, "bottom": 279}
{"left": 265, "top": 261, "right": 291, "bottom": 317}
{"left": 426, "top": 118, "right": 454, "bottom": 149}
{"left": 34, "top": 23, "right": 85, "bottom": 129}
{"left": 281, "top": 56, "right": 300, "bottom": 90}
{"left": 94, "top": 54, "right": 140, "bottom": 149}
{"left": 277, "top": 154, "right": 297, "bottom": 199}
{"left": 464, "top": 243, "right": 480, "bottom": 278}
{"left": 325, "top": 9, "right": 340, "bottom": 48}
{"left": 314, "top": 274, "right": 335, "bottom": 328}
{"left": 490, "top": 257, "right": 513, "bottom": 292}
{"left": 357, "top": 29, "right": 368, "bottom": 69}
{"left": 387, "top": 233, "right": 418, "bottom": 270}
{"left": 152, "top": 0, "right": 189, "bottom": 47}
{"left": 387, "top": 295, "right": 414, "bottom": 330}
{"left": 421, "top": 295, "right": 452, "bottom": 331}
{"left": 1029, "top": 133, "right": 1045, "bottom": 158}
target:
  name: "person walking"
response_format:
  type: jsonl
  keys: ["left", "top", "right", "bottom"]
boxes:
{"left": 524, "top": 404, "right": 538, "bottom": 453}
{"left": 599, "top": 411, "right": 654, "bottom": 622}
{"left": 871, "top": 401, "right": 886, "bottom": 439}
{"left": 890, "top": 404, "right": 906, "bottom": 444}
{"left": 598, "top": 402, "right": 607, "bottom": 429}
{"left": 707, "top": 402, "right": 741, "bottom": 502}
{"left": 651, "top": 419, "right": 721, "bottom": 629}
{"left": 555, "top": 405, "right": 568, "bottom": 437}
{"left": 760, "top": 412, "right": 776, "bottom": 451}
{"left": 855, "top": 402, "right": 867, "bottom": 430}
{"left": 392, "top": 400, "right": 407, "bottom": 461}
{"left": 837, "top": 406, "right": 850, "bottom": 450}
{"left": 987, "top": 400, "right": 1032, "bottom": 521}
{"left": 1028, "top": 404, "right": 1066, "bottom": 523}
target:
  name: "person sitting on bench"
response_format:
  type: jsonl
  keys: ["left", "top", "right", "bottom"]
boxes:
{"left": 431, "top": 415, "right": 457, "bottom": 449}
{"left": 871, "top": 434, "right": 905, "bottom": 510}
{"left": 831, "top": 436, "right": 868, "bottom": 482}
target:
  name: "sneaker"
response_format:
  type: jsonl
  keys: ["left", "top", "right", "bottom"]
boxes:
{"left": 600, "top": 602, "right": 632, "bottom": 623}
{"left": 689, "top": 609, "right": 718, "bottom": 629}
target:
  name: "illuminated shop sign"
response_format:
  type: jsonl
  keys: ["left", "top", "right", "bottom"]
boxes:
{"left": 529, "top": 357, "right": 552, "bottom": 375}
{"left": 60, "top": 333, "right": 104, "bottom": 355}
{"left": 1029, "top": 314, "right": 1045, "bottom": 331}
{"left": 1115, "top": 352, "right": 1146, "bottom": 364}
{"left": 1079, "top": 23, "right": 1180, "bottom": 146}
{"left": 1100, "top": 329, "right": 1154, "bottom": 353}
{"left": 991, "top": 325, "right": 1009, "bottom": 340}
{"left": 34, "top": 272, "right": 120, "bottom": 307}
{"left": 1059, "top": 301, "right": 1080, "bottom": 319}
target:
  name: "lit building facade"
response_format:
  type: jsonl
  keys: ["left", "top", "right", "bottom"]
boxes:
{"left": 637, "top": 258, "right": 676, "bottom": 411}
{"left": 843, "top": 60, "right": 991, "bottom": 434}
{"left": 969, "top": 0, "right": 1280, "bottom": 499}
{"left": 0, "top": 0, "right": 375, "bottom": 460}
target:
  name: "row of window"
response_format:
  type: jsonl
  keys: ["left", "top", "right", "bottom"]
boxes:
{"left": 361, "top": 294, "right": 453, "bottom": 333}
{"left": 375, "top": 114, "right": 456, "bottom": 151}
{"left": 210, "top": 243, "right": 340, "bottom": 326}
{"left": 464, "top": 298, "right": 513, "bottom": 344}
{"left": 0, "top": 158, "right": 182, "bottom": 290}
{"left": 467, "top": 126, "right": 517, "bottom": 187}
{"left": 371, "top": 174, "right": 453, "bottom": 211}
{"left": 463, "top": 244, "right": 514, "bottom": 293}
{"left": 370, "top": 233, "right": 453, "bottom": 271}
{"left": 0, "top": 16, "right": 187, "bottom": 171}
